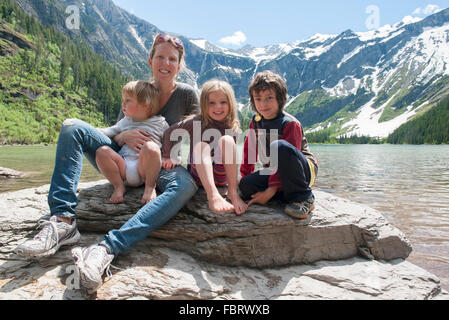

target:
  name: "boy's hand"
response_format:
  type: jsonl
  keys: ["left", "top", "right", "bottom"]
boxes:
{"left": 247, "top": 186, "right": 278, "bottom": 206}
{"left": 162, "top": 158, "right": 179, "bottom": 170}
{"left": 114, "top": 129, "right": 151, "bottom": 152}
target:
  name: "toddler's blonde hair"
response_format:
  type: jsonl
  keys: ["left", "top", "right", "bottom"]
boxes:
{"left": 122, "top": 80, "right": 159, "bottom": 117}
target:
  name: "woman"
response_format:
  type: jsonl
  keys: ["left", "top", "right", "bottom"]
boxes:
{"left": 16, "top": 34, "right": 200, "bottom": 294}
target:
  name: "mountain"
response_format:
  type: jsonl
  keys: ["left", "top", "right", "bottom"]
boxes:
{"left": 13, "top": 0, "right": 449, "bottom": 139}
{"left": 282, "top": 13, "right": 449, "bottom": 138}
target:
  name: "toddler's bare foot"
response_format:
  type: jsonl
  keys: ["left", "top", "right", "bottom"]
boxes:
{"left": 141, "top": 187, "right": 157, "bottom": 205}
{"left": 228, "top": 191, "right": 248, "bottom": 215}
{"left": 208, "top": 193, "right": 234, "bottom": 213}
{"left": 110, "top": 185, "right": 126, "bottom": 204}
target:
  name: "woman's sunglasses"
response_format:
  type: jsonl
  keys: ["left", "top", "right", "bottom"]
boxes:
{"left": 155, "top": 34, "right": 184, "bottom": 49}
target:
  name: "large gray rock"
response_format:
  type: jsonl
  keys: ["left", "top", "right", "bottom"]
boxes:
{"left": 0, "top": 181, "right": 447, "bottom": 300}
{"left": 74, "top": 181, "right": 413, "bottom": 268}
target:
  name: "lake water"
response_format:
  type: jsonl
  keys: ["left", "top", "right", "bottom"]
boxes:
{"left": 1, "top": 144, "right": 448, "bottom": 292}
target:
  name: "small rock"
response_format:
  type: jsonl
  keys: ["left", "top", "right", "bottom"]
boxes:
{"left": 0, "top": 167, "right": 25, "bottom": 179}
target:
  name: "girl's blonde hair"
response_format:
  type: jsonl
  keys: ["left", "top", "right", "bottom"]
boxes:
{"left": 122, "top": 80, "right": 160, "bottom": 117}
{"left": 200, "top": 80, "right": 240, "bottom": 132}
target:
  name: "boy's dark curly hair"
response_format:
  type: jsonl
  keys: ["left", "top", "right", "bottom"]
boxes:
{"left": 248, "top": 70, "right": 288, "bottom": 112}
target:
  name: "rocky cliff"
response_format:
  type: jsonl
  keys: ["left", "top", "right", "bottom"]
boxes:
{"left": 0, "top": 181, "right": 448, "bottom": 300}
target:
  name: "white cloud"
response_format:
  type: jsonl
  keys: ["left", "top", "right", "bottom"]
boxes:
{"left": 423, "top": 4, "right": 440, "bottom": 14}
{"left": 219, "top": 31, "right": 247, "bottom": 46}
{"left": 412, "top": 4, "right": 441, "bottom": 16}
{"left": 412, "top": 7, "right": 422, "bottom": 15}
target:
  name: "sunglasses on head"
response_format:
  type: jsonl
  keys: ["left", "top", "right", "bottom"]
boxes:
{"left": 155, "top": 34, "right": 184, "bottom": 49}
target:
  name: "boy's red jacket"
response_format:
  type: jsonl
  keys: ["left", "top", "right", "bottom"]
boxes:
{"left": 240, "top": 112, "right": 318, "bottom": 189}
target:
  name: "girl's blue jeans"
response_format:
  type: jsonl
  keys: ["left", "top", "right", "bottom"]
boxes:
{"left": 48, "top": 119, "right": 198, "bottom": 256}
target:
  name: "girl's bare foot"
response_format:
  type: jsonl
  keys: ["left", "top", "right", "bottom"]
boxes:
{"left": 228, "top": 191, "right": 248, "bottom": 215}
{"left": 110, "top": 185, "right": 126, "bottom": 204}
{"left": 208, "top": 192, "right": 234, "bottom": 213}
{"left": 141, "top": 187, "right": 157, "bottom": 205}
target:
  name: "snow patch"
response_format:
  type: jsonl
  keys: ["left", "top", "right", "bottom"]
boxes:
{"left": 190, "top": 39, "right": 207, "bottom": 50}
{"left": 337, "top": 46, "right": 364, "bottom": 68}
{"left": 308, "top": 33, "right": 338, "bottom": 44}
{"left": 92, "top": 5, "right": 107, "bottom": 23}
{"left": 341, "top": 94, "right": 421, "bottom": 138}
{"left": 211, "top": 65, "right": 244, "bottom": 75}
{"left": 323, "top": 76, "right": 362, "bottom": 97}
{"left": 128, "top": 25, "right": 146, "bottom": 51}
{"left": 379, "top": 29, "right": 405, "bottom": 43}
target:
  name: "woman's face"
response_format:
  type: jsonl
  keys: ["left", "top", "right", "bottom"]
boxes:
{"left": 149, "top": 42, "right": 181, "bottom": 84}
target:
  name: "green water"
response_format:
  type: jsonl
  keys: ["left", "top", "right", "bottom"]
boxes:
{"left": 0, "top": 145, "right": 104, "bottom": 193}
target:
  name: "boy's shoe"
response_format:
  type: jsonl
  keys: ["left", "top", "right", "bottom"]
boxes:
{"left": 72, "top": 243, "right": 115, "bottom": 294}
{"left": 14, "top": 216, "right": 80, "bottom": 258}
{"left": 285, "top": 196, "right": 315, "bottom": 219}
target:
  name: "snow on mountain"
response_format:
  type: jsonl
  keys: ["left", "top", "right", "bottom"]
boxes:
{"left": 128, "top": 25, "right": 146, "bottom": 51}
{"left": 337, "top": 45, "right": 365, "bottom": 68}
{"left": 241, "top": 43, "right": 299, "bottom": 62}
{"left": 355, "top": 16, "right": 422, "bottom": 42}
{"left": 333, "top": 19, "right": 449, "bottom": 138}
{"left": 307, "top": 33, "right": 338, "bottom": 44}
{"left": 301, "top": 38, "right": 340, "bottom": 59}
{"left": 189, "top": 39, "right": 238, "bottom": 55}
{"left": 411, "top": 23, "right": 449, "bottom": 82}
{"left": 323, "top": 76, "right": 364, "bottom": 97}
{"left": 190, "top": 39, "right": 207, "bottom": 50}
{"left": 341, "top": 96, "right": 421, "bottom": 138}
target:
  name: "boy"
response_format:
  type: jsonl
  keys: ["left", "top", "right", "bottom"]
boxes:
{"left": 239, "top": 70, "right": 318, "bottom": 219}
{"left": 96, "top": 80, "right": 169, "bottom": 204}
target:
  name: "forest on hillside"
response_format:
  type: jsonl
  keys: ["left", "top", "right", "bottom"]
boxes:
{"left": 0, "top": 0, "right": 129, "bottom": 144}
{"left": 387, "top": 96, "right": 449, "bottom": 145}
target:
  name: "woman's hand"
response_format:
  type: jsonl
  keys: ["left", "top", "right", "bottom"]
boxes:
{"left": 247, "top": 186, "right": 278, "bottom": 206}
{"left": 162, "top": 158, "right": 180, "bottom": 170}
{"left": 114, "top": 129, "right": 151, "bottom": 152}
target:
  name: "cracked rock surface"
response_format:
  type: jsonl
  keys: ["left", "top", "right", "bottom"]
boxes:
{"left": 0, "top": 181, "right": 447, "bottom": 300}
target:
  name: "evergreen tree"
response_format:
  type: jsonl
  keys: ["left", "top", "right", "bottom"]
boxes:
{"left": 387, "top": 96, "right": 449, "bottom": 144}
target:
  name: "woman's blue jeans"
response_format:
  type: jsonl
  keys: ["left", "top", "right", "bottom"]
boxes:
{"left": 104, "top": 166, "right": 198, "bottom": 256}
{"left": 48, "top": 119, "right": 198, "bottom": 256}
{"left": 48, "top": 119, "right": 120, "bottom": 218}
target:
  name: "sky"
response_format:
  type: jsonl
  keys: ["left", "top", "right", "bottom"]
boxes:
{"left": 112, "top": 0, "right": 448, "bottom": 48}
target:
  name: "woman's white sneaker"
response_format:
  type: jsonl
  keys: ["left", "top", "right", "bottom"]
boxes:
{"left": 72, "top": 243, "right": 115, "bottom": 294}
{"left": 14, "top": 216, "right": 80, "bottom": 258}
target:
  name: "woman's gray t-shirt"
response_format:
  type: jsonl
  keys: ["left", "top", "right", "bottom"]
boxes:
{"left": 118, "top": 82, "right": 200, "bottom": 125}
